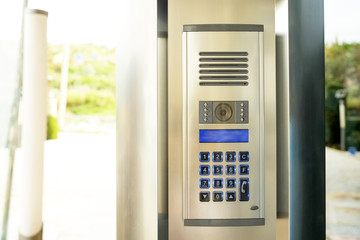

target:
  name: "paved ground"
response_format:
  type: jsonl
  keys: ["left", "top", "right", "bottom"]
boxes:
{"left": 0, "top": 132, "right": 116, "bottom": 240}
{"left": 326, "top": 147, "right": 360, "bottom": 240}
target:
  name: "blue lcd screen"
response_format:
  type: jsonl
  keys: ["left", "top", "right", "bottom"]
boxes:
{"left": 199, "top": 129, "right": 249, "bottom": 143}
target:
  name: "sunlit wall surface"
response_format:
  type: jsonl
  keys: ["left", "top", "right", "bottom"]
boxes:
{"left": 0, "top": 0, "right": 23, "bottom": 147}
{"left": 0, "top": 0, "right": 24, "bottom": 238}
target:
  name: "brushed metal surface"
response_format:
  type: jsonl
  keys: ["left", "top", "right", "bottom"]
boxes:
{"left": 168, "top": 0, "right": 276, "bottom": 239}
{"left": 183, "top": 30, "right": 264, "bottom": 220}
{"left": 116, "top": 1, "right": 158, "bottom": 239}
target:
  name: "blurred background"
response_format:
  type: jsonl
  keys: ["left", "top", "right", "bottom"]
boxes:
{"left": 0, "top": 0, "right": 360, "bottom": 239}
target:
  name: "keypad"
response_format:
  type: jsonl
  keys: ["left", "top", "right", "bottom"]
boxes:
{"left": 199, "top": 151, "right": 250, "bottom": 202}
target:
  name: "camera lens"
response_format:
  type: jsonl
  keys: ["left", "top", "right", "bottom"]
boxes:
{"left": 215, "top": 103, "right": 232, "bottom": 121}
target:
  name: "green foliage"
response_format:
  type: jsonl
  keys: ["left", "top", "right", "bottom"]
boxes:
{"left": 325, "top": 84, "right": 342, "bottom": 147}
{"left": 47, "top": 115, "right": 58, "bottom": 139}
{"left": 66, "top": 88, "right": 115, "bottom": 115}
{"left": 325, "top": 42, "right": 360, "bottom": 149}
{"left": 346, "top": 118, "right": 360, "bottom": 148}
{"left": 47, "top": 44, "right": 116, "bottom": 115}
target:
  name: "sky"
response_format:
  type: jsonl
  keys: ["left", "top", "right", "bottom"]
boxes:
{"left": 324, "top": 0, "right": 360, "bottom": 44}
{"left": 1, "top": 0, "right": 360, "bottom": 46}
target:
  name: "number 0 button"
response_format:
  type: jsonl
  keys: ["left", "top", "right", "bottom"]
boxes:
{"left": 213, "top": 191, "right": 223, "bottom": 202}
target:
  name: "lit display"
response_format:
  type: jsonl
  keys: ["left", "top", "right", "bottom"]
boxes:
{"left": 199, "top": 129, "right": 249, "bottom": 143}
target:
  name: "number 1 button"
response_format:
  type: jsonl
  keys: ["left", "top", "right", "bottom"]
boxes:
{"left": 199, "top": 152, "right": 210, "bottom": 162}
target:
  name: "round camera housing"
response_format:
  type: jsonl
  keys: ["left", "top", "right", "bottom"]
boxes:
{"left": 215, "top": 103, "right": 233, "bottom": 122}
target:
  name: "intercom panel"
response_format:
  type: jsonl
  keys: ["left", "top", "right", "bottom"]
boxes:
{"left": 183, "top": 25, "right": 265, "bottom": 224}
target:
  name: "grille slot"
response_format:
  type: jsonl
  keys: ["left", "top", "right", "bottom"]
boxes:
{"left": 199, "top": 58, "right": 248, "bottom": 62}
{"left": 199, "top": 76, "right": 248, "bottom": 80}
{"left": 199, "top": 70, "right": 248, "bottom": 74}
{"left": 200, "top": 82, "right": 248, "bottom": 86}
{"left": 199, "top": 51, "right": 249, "bottom": 86}
{"left": 199, "top": 52, "right": 248, "bottom": 56}
{"left": 199, "top": 64, "right": 248, "bottom": 68}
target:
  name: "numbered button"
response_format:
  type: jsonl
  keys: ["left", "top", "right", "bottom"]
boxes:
{"left": 213, "top": 152, "right": 223, "bottom": 162}
{"left": 226, "top": 165, "right": 236, "bottom": 175}
{"left": 200, "top": 191, "right": 210, "bottom": 202}
{"left": 239, "top": 151, "right": 249, "bottom": 162}
{"left": 199, "top": 178, "right": 210, "bottom": 188}
{"left": 239, "top": 178, "right": 249, "bottom": 201}
{"left": 213, "top": 165, "right": 223, "bottom": 175}
{"left": 199, "top": 152, "right": 210, "bottom": 162}
{"left": 226, "top": 152, "right": 236, "bottom": 162}
{"left": 226, "top": 178, "right": 236, "bottom": 188}
{"left": 213, "top": 191, "right": 223, "bottom": 202}
{"left": 239, "top": 165, "right": 249, "bottom": 175}
{"left": 226, "top": 191, "right": 236, "bottom": 201}
{"left": 199, "top": 165, "right": 210, "bottom": 175}
{"left": 213, "top": 178, "right": 223, "bottom": 188}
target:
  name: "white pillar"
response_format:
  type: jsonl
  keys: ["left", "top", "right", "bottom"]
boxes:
{"left": 19, "top": 9, "right": 48, "bottom": 240}
{"left": 58, "top": 44, "right": 70, "bottom": 129}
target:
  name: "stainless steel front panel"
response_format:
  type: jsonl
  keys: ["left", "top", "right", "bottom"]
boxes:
{"left": 169, "top": 0, "right": 276, "bottom": 239}
{"left": 183, "top": 30, "right": 264, "bottom": 220}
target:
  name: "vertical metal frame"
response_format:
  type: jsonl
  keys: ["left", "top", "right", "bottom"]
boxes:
{"left": 288, "top": 0, "right": 325, "bottom": 239}
{"left": 275, "top": 0, "right": 325, "bottom": 239}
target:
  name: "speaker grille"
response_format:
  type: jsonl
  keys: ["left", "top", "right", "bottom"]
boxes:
{"left": 199, "top": 52, "right": 249, "bottom": 86}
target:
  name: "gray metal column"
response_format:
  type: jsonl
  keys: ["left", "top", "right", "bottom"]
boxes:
{"left": 116, "top": 0, "right": 158, "bottom": 239}
{"left": 276, "top": 0, "right": 325, "bottom": 239}
{"left": 288, "top": 0, "right": 325, "bottom": 238}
